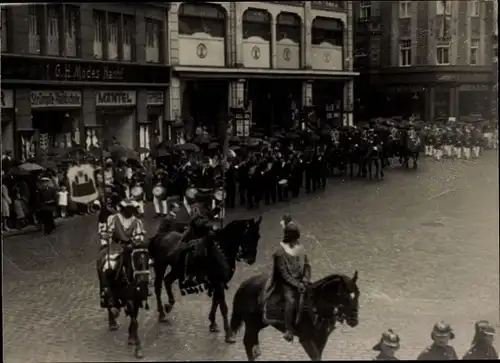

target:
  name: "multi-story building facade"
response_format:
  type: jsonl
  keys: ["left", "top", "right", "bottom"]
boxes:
{"left": 1, "top": 1, "right": 357, "bottom": 160}
{"left": 353, "top": 0, "right": 496, "bottom": 122}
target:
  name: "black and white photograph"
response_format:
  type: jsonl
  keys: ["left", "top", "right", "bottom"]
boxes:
{"left": 0, "top": 1, "right": 498, "bottom": 361}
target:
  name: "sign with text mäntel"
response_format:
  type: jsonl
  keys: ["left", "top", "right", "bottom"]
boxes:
{"left": 96, "top": 90, "right": 136, "bottom": 107}
{"left": 147, "top": 91, "right": 164, "bottom": 106}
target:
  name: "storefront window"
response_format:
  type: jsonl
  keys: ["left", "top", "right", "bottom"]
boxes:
{"left": 1, "top": 8, "right": 8, "bottom": 52}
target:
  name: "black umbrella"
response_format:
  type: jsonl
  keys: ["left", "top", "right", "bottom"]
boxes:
{"left": 230, "top": 145, "right": 241, "bottom": 151}
{"left": 175, "top": 143, "right": 200, "bottom": 152}
{"left": 208, "top": 142, "right": 220, "bottom": 150}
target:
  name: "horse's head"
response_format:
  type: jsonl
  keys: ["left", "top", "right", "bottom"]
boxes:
{"left": 310, "top": 271, "right": 360, "bottom": 328}
{"left": 232, "top": 216, "right": 262, "bottom": 265}
{"left": 130, "top": 247, "right": 151, "bottom": 299}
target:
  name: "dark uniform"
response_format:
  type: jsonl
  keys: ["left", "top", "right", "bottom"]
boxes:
{"left": 225, "top": 161, "right": 237, "bottom": 209}
{"left": 463, "top": 320, "right": 498, "bottom": 360}
{"left": 416, "top": 343, "right": 458, "bottom": 360}
{"left": 36, "top": 179, "right": 58, "bottom": 235}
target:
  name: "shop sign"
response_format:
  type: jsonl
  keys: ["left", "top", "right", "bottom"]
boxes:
{"left": 459, "top": 84, "right": 488, "bottom": 92}
{"left": 311, "top": 1, "right": 345, "bottom": 11}
{"left": 30, "top": 90, "right": 82, "bottom": 108}
{"left": 96, "top": 91, "right": 136, "bottom": 107}
{"left": 1, "top": 55, "right": 171, "bottom": 84}
{"left": 1, "top": 90, "right": 14, "bottom": 108}
{"left": 147, "top": 91, "right": 164, "bottom": 106}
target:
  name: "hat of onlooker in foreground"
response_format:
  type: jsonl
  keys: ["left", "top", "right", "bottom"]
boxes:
{"left": 475, "top": 320, "right": 495, "bottom": 336}
{"left": 372, "top": 329, "right": 400, "bottom": 351}
{"left": 431, "top": 321, "right": 455, "bottom": 340}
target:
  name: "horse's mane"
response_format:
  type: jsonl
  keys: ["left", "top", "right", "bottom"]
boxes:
{"left": 310, "top": 273, "right": 350, "bottom": 291}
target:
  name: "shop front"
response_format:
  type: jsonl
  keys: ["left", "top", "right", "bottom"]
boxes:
{"left": 96, "top": 90, "right": 137, "bottom": 149}
{"left": 30, "top": 90, "right": 82, "bottom": 157}
{"left": 1, "top": 89, "right": 15, "bottom": 154}
{"left": 145, "top": 90, "right": 165, "bottom": 151}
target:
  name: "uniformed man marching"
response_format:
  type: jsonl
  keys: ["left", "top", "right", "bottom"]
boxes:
{"left": 416, "top": 321, "right": 458, "bottom": 360}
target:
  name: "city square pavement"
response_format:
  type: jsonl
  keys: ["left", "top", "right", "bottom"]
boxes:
{"left": 3, "top": 153, "right": 499, "bottom": 362}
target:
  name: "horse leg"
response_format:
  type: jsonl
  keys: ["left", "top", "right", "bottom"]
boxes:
{"left": 243, "top": 324, "right": 261, "bottom": 361}
{"left": 300, "top": 339, "right": 322, "bottom": 361}
{"left": 154, "top": 263, "right": 168, "bottom": 322}
{"left": 163, "top": 266, "right": 178, "bottom": 315}
{"left": 209, "top": 288, "right": 220, "bottom": 333}
{"left": 107, "top": 307, "right": 119, "bottom": 331}
{"left": 379, "top": 158, "right": 384, "bottom": 180}
{"left": 367, "top": 158, "right": 373, "bottom": 180}
{"left": 127, "top": 303, "right": 144, "bottom": 359}
{"left": 218, "top": 288, "right": 234, "bottom": 342}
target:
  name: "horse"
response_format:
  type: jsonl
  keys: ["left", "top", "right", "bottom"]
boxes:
{"left": 229, "top": 271, "right": 360, "bottom": 361}
{"left": 97, "top": 243, "right": 151, "bottom": 358}
{"left": 149, "top": 217, "right": 262, "bottom": 341}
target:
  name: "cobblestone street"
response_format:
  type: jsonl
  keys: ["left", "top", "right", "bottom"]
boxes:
{"left": 3, "top": 154, "right": 499, "bottom": 362}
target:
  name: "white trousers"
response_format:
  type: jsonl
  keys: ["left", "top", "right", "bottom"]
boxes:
{"left": 434, "top": 148, "right": 443, "bottom": 161}
{"left": 424, "top": 145, "right": 434, "bottom": 156}
{"left": 462, "top": 147, "right": 471, "bottom": 160}
{"left": 444, "top": 145, "right": 453, "bottom": 157}
{"left": 153, "top": 197, "right": 167, "bottom": 215}
{"left": 136, "top": 200, "right": 145, "bottom": 215}
{"left": 454, "top": 146, "right": 462, "bottom": 159}
{"left": 472, "top": 146, "right": 481, "bottom": 158}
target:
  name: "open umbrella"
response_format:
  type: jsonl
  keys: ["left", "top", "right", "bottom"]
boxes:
{"left": 175, "top": 143, "right": 200, "bottom": 152}
{"left": 137, "top": 147, "right": 150, "bottom": 155}
{"left": 230, "top": 145, "right": 241, "bottom": 151}
{"left": 109, "top": 145, "right": 139, "bottom": 161}
{"left": 18, "top": 162, "right": 44, "bottom": 172}
{"left": 89, "top": 147, "right": 111, "bottom": 159}
{"left": 208, "top": 142, "right": 220, "bottom": 150}
{"left": 9, "top": 167, "right": 30, "bottom": 176}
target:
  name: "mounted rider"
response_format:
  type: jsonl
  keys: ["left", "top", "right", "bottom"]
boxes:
{"left": 262, "top": 216, "right": 311, "bottom": 343}
{"left": 98, "top": 199, "right": 147, "bottom": 308}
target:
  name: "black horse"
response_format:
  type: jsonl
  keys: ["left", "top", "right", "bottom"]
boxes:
{"left": 149, "top": 217, "right": 262, "bottom": 341}
{"left": 361, "top": 140, "right": 384, "bottom": 180}
{"left": 97, "top": 244, "right": 151, "bottom": 358}
{"left": 229, "top": 271, "right": 360, "bottom": 361}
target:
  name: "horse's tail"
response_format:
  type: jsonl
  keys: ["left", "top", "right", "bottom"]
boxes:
{"left": 230, "top": 284, "right": 245, "bottom": 334}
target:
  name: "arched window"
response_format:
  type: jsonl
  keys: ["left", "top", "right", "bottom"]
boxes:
{"left": 276, "top": 13, "right": 301, "bottom": 43}
{"left": 311, "top": 17, "right": 343, "bottom": 46}
{"left": 242, "top": 8, "right": 271, "bottom": 41}
{"left": 178, "top": 3, "right": 226, "bottom": 38}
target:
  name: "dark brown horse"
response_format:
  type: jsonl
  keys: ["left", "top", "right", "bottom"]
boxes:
{"left": 97, "top": 244, "right": 151, "bottom": 358}
{"left": 229, "top": 271, "right": 360, "bottom": 361}
{"left": 149, "top": 217, "right": 262, "bottom": 341}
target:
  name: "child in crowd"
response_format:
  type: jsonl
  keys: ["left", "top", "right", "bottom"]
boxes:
{"left": 58, "top": 185, "right": 69, "bottom": 218}
{"left": 13, "top": 191, "right": 27, "bottom": 229}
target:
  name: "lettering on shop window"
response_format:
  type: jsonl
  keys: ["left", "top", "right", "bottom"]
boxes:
{"left": 30, "top": 91, "right": 82, "bottom": 108}
{"left": 96, "top": 91, "right": 136, "bottom": 106}
{"left": 147, "top": 91, "right": 164, "bottom": 105}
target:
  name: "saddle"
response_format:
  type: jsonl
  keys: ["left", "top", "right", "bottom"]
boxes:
{"left": 260, "top": 280, "right": 313, "bottom": 327}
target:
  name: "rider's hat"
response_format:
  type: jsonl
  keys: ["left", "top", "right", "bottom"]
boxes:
{"left": 372, "top": 329, "right": 400, "bottom": 351}
{"left": 283, "top": 221, "right": 300, "bottom": 243}
{"left": 431, "top": 321, "right": 455, "bottom": 340}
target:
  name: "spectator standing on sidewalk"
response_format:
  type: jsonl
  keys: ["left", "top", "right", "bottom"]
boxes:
{"left": 463, "top": 320, "right": 498, "bottom": 360}
{"left": 2, "top": 171, "right": 12, "bottom": 231}
{"left": 13, "top": 191, "right": 27, "bottom": 229}
{"left": 58, "top": 185, "right": 69, "bottom": 218}
{"left": 372, "top": 329, "right": 401, "bottom": 360}
{"left": 36, "top": 177, "right": 58, "bottom": 235}
{"left": 416, "top": 321, "right": 457, "bottom": 360}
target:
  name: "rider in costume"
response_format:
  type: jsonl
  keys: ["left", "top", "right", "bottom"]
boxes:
{"left": 98, "top": 199, "right": 147, "bottom": 307}
{"left": 263, "top": 217, "right": 311, "bottom": 342}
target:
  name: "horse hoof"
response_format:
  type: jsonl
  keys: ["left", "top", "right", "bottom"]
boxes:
{"left": 128, "top": 337, "right": 135, "bottom": 346}
{"left": 110, "top": 307, "right": 120, "bottom": 319}
{"left": 225, "top": 334, "right": 237, "bottom": 344}
{"left": 135, "top": 348, "right": 144, "bottom": 359}
{"left": 181, "top": 290, "right": 186, "bottom": 296}
{"left": 209, "top": 323, "right": 220, "bottom": 333}
{"left": 109, "top": 323, "right": 119, "bottom": 331}
{"left": 164, "top": 303, "right": 173, "bottom": 314}
{"left": 252, "top": 345, "right": 261, "bottom": 358}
